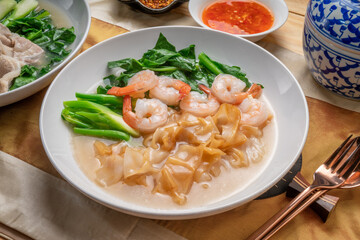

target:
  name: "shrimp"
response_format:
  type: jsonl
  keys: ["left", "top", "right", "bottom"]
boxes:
{"left": 211, "top": 74, "right": 262, "bottom": 104}
{"left": 149, "top": 76, "right": 191, "bottom": 106}
{"left": 123, "top": 95, "right": 169, "bottom": 133}
{"left": 107, "top": 70, "right": 158, "bottom": 98}
{"left": 238, "top": 96, "right": 268, "bottom": 127}
{"left": 180, "top": 84, "right": 220, "bottom": 118}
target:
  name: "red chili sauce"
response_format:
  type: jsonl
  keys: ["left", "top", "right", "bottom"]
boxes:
{"left": 202, "top": 0, "right": 274, "bottom": 35}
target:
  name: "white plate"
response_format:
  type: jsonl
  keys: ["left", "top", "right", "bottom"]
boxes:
{"left": 0, "top": 0, "right": 91, "bottom": 107}
{"left": 40, "top": 26, "right": 309, "bottom": 220}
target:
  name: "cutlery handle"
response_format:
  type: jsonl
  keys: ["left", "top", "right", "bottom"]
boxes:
{"left": 287, "top": 173, "right": 339, "bottom": 222}
{"left": 247, "top": 186, "right": 315, "bottom": 240}
{"left": 261, "top": 189, "right": 328, "bottom": 239}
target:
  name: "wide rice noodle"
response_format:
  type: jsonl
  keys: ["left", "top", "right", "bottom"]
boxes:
{"left": 94, "top": 104, "right": 267, "bottom": 205}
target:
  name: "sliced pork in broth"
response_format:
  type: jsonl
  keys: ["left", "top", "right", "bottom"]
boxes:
{"left": 12, "top": 34, "right": 44, "bottom": 65}
{"left": 0, "top": 55, "right": 21, "bottom": 93}
{"left": 0, "top": 23, "right": 45, "bottom": 93}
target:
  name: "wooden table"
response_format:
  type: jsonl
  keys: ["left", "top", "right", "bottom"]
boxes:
{"left": 1, "top": 0, "right": 360, "bottom": 239}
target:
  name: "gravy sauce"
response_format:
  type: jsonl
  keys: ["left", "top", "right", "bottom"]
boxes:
{"left": 72, "top": 96, "right": 277, "bottom": 209}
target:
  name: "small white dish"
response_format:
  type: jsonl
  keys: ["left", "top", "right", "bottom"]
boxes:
{"left": 40, "top": 26, "right": 308, "bottom": 220}
{"left": 0, "top": 0, "right": 91, "bottom": 107}
{"left": 188, "top": 0, "right": 289, "bottom": 42}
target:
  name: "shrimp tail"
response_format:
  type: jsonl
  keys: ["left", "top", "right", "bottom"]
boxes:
{"left": 107, "top": 82, "right": 145, "bottom": 96}
{"left": 198, "top": 84, "right": 211, "bottom": 95}
{"left": 123, "top": 95, "right": 138, "bottom": 129}
{"left": 234, "top": 83, "right": 263, "bottom": 104}
{"left": 235, "top": 93, "right": 249, "bottom": 104}
{"left": 179, "top": 84, "right": 191, "bottom": 99}
{"left": 174, "top": 80, "right": 191, "bottom": 100}
{"left": 247, "top": 83, "right": 262, "bottom": 98}
{"left": 199, "top": 84, "right": 220, "bottom": 103}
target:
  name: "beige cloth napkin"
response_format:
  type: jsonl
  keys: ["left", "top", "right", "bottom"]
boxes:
{"left": 0, "top": 151, "right": 185, "bottom": 240}
{"left": 89, "top": 0, "right": 360, "bottom": 113}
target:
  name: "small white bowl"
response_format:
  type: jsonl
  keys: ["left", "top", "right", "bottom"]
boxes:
{"left": 188, "top": 0, "right": 289, "bottom": 42}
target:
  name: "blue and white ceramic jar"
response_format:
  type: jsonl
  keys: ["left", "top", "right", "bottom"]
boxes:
{"left": 303, "top": 0, "right": 360, "bottom": 100}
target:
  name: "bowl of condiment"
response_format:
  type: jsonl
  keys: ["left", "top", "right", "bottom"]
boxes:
{"left": 303, "top": 0, "right": 360, "bottom": 100}
{"left": 188, "top": 0, "right": 288, "bottom": 42}
{"left": 0, "top": 0, "right": 91, "bottom": 107}
{"left": 118, "top": 0, "right": 188, "bottom": 14}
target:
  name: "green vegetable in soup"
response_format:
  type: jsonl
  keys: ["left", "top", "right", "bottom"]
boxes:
{"left": 144, "top": 66, "right": 177, "bottom": 72}
{"left": 9, "top": 65, "right": 50, "bottom": 90}
{"left": 73, "top": 128, "right": 130, "bottom": 141}
{"left": 63, "top": 100, "right": 139, "bottom": 138}
{"left": 75, "top": 92, "right": 123, "bottom": 107}
{"left": 61, "top": 108, "right": 95, "bottom": 129}
{"left": 96, "top": 85, "right": 112, "bottom": 94}
{"left": 5, "top": 0, "right": 38, "bottom": 22}
{"left": 0, "top": 0, "right": 17, "bottom": 20}
{"left": 62, "top": 106, "right": 131, "bottom": 141}
{"left": 198, "top": 52, "right": 223, "bottom": 75}
{"left": 75, "top": 92, "right": 123, "bottom": 114}
{"left": 102, "top": 33, "right": 250, "bottom": 92}
{"left": 107, "top": 58, "right": 143, "bottom": 73}
{"left": 6, "top": 12, "right": 76, "bottom": 59}
{"left": 198, "top": 52, "right": 251, "bottom": 88}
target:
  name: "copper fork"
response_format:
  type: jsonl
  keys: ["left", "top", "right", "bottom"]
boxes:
{"left": 247, "top": 135, "right": 360, "bottom": 240}
{"left": 263, "top": 164, "right": 360, "bottom": 239}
